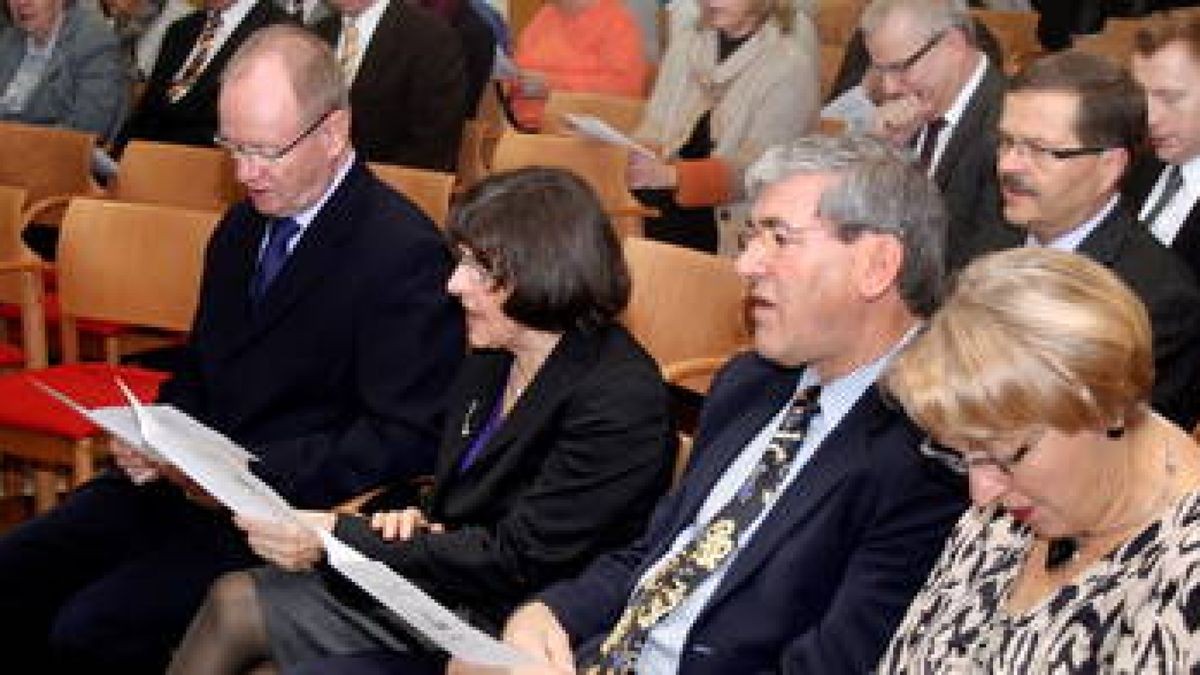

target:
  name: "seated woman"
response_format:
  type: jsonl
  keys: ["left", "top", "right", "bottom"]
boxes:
{"left": 167, "top": 167, "right": 676, "bottom": 674}
{"left": 508, "top": 0, "right": 649, "bottom": 130}
{"left": 879, "top": 248, "right": 1200, "bottom": 673}
{"left": 629, "top": 0, "right": 818, "bottom": 253}
{"left": 0, "top": 0, "right": 128, "bottom": 141}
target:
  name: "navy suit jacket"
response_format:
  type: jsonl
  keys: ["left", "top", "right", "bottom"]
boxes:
{"left": 540, "top": 352, "right": 966, "bottom": 673}
{"left": 314, "top": 1, "right": 467, "bottom": 171}
{"left": 156, "top": 159, "right": 465, "bottom": 508}
{"left": 1123, "top": 155, "right": 1200, "bottom": 283}
{"left": 333, "top": 324, "right": 674, "bottom": 626}
{"left": 117, "top": 0, "right": 286, "bottom": 150}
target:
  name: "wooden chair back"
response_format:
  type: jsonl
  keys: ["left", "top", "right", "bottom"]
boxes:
{"left": 110, "top": 140, "right": 241, "bottom": 211}
{"left": 1074, "top": 17, "right": 1142, "bottom": 65}
{"left": 490, "top": 131, "right": 651, "bottom": 237}
{"left": 541, "top": 92, "right": 646, "bottom": 137}
{"left": 621, "top": 237, "right": 749, "bottom": 393}
{"left": 369, "top": 163, "right": 456, "bottom": 227}
{"left": 970, "top": 9, "right": 1041, "bottom": 73}
{"left": 820, "top": 43, "right": 847, "bottom": 101}
{"left": 0, "top": 121, "right": 97, "bottom": 208}
{"left": 56, "top": 199, "right": 219, "bottom": 345}
{"left": 815, "top": 0, "right": 865, "bottom": 47}
{"left": 0, "top": 185, "right": 46, "bottom": 369}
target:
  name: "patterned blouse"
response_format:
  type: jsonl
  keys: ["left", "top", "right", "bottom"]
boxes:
{"left": 878, "top": 492, "right": 1200, "bottom": 674}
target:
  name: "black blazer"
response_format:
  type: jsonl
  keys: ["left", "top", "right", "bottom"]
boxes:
{"left": 937, "top": 61, "right": 1007, "bottom": 270}
{"left": 117, "top": 0, "right": 287, "bottom": 150}
{"left": 541, "top": 353, "right": 966, "bottom": 673}
{"left": 968, "top": 203, "right": 1200, "bottom": 428}
{"left": 156, "top": 160, "right": 465, "bottom": 508}
{"left": 334, "top": 324, "right": 674, "bottom": 624}
{"left": 1123, "top": 155, "right": 1200, "bottom": 282}
{"left": 314, "top": 1, "right": 467, "bottom": 170}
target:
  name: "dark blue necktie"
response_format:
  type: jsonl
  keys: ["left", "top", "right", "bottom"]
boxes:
{"left": 251, "top": 217, "right": 301, "bottom": 304}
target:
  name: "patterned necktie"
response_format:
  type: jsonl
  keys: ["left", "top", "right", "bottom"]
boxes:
{"left": 916, "top": 117, "right": 947, "bottom": 173}
{"left": 585, "top": 385, "right": 822, "bottom": 674}
{"left": 338, "top": 17, "right": 361, "bottom": 80}
{"left": 1141, "top": 164, "right": 1185, "bottom": 229}
{"left": 168, "top": 10, "right": 222, "bottom": 102}
{"left": 250, "top": 217, "right": 301, "bottom": 304}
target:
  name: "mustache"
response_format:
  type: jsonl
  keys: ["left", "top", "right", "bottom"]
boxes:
{"left": 998, "top": 173, "right": 1038, "bottom": 197}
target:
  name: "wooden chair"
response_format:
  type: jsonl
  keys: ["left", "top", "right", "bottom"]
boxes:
{"left": 108, "top": 140, "right": 241, "bottom": 212}
{"left": 621, "top": 237, "right": 749, "bottom": 395}
{"left": 0, "top": 198, "right": 220, "bottom": 512}
{"left": 815, "top": 0, "right": 865, "bottom": 47}
{"left": 820, "top": 43, "right": 847, "bottom": 102}
{"left": 0, "top": 121, "right": 101, "bottom": 224}
{"left": 491, "top": 131, "right": 655, "bottom": 237}
{"left": 970, "top": 9, "right": 1042, "bottom": 73}
{"left": 541, "top": 91, "right": 647, "bottom": 137}
{"left": 368, "top": 163, "right": 456, "bottom": 228}
{"left": 1074, "top": 17, "right": 1142, "bottom": 65}
{"left": 0, "top": 186, "right": 45, "bottom": 372}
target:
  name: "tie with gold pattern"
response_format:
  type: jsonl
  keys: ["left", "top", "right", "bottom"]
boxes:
{"left": 168, "top": 10, "right": 222, "bottom": 103}
{"left": 338, "top": 17, "right": 361, "bottom": 80}
{"left": 584, "top": 385, "right": 822, "bottom": 673}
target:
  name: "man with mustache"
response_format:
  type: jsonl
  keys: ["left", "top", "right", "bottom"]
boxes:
{"left": 1126, "top": 8, "right": 1200, "bottom": 282}
{"left": 970, "top": 50, "right": 1200, "bottom": 429}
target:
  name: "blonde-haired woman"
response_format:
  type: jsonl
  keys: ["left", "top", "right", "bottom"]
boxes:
{"left": 880, "top": 248, "right": 1200, "bottom": 673}
{"left": 629, "top": 0, "right": 818, "bottom": 253}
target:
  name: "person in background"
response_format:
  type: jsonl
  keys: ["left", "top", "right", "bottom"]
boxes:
{"left": 629, "top": 0, "right": 818, "bottom": 254}
{"left": 880, "top": 247, "right": 1200, "bottom": 673}
{"left": 508, "top": 0, "right": 648, "bottom": 130}
{"left": 0, "top": 0, "right": 128, "bottom": 140}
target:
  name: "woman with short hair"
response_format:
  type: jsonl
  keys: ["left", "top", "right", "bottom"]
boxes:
{"left": 168, "top": 167, "right": 675, "bottom": 675}
{"left": 879, "top": 247, "right": 1200, "bottom": 673}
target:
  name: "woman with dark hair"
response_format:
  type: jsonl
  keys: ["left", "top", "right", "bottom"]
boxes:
{"left": 167, "top": 167, "right": 675, "bottom": 675}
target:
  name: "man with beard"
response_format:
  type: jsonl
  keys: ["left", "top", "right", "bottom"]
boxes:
{"left": 969, "top": 50, "right": 1200, "bottom": 429}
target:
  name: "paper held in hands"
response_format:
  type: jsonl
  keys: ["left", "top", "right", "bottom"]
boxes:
{"left": 32, "top": 379, "right": 536, "bottom": 669}
{"left": 564, "top": 113, "right": 657, "bottom": 159}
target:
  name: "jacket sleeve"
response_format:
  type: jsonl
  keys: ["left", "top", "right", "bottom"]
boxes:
{"left": 60, "top": 9, "right": 129, "bottom": 141}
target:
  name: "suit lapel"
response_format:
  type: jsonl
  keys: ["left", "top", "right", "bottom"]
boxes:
{"left": 431, "top": 352, "right": 509, "bottom": 493}
{"left": 349, "top": 0, "right": 402, "bottom": 100}
{"left": 1076, "top": 203, "right": 1133, "bottom": 267}
{"left": 933, "top": 62, "right": 1002, "bottom": 188}
{"left": 700, "top": 388, "right": 891, "bottom": 613}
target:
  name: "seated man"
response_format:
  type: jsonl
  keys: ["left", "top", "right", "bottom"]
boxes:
{"left": 117, "top": 0, "right": 285, "bottom": 149}
{"left": 0, "top": 0, "right": 127, "bottom": 140}
{"left": 445, "top": 135, "right": 967, "bottom": 674}
{"left": 315, "top": 0, "right": 467, "bottom": 171}
{"left": 968, "top": 50, "right": 1200, "bottom": 429}
{"left": 0, "top": 24, "right": 464, "bottom": 674}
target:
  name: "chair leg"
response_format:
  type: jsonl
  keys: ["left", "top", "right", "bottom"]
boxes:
{"left": 72, "top": 437, "right": 94, "bottom": 486}
{"left": 33, "top": 468, "right": 58, "bottom": 513}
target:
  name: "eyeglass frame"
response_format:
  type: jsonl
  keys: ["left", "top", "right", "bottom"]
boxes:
{"left": 737, "top": 216, "right": 904, "bottom": 254}
{"left": 992, "top": 130, "right": 1111, "bottom": 163}
{"left": 450, "top": 245, "right": 498, "bottom": 284}
{"left": 214, "top": 107, "right": 336, "bottom": 164}
{"left": 869, "top": 29, "right": 947, "bottom": 76}
{"left": 918, "top": 434, "right": 1041, "bottom": 476}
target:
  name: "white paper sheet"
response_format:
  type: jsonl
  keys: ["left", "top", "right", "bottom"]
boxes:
{"left": 563, "top": 113, "right": 657, "bottom": 159}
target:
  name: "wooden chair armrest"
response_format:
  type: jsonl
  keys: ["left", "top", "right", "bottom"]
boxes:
{"left": 662, "top": 355, "right": 734, "bottom": 394}
{"left": 610, "top": 204, "right": 659, "bottom": 219}
{"left": 331, "top": 475, "right": 437, "bottom": 516}
{"left": 20, "top": 195, "right": 75, "bottom": 228}
{"left": 0, "top": 259, "right": 48, "bottom": 369}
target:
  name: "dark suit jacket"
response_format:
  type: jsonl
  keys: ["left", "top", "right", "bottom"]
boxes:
{"left": 1123, "top": 155, "right": 1200, "bottom": 282}
{"left": 968, "top": 203, "right": 1200, "bottom": 428}
{"left": 937, "top": 60, "right": 1007, "bottom": 271}
{"left": 332, "top": 324, "right": 674, "bottom": 625}
{"left": 540, "top": 353, "right": 966, "bottom": 673}
{"left": 156, "top": 159, "right": 465, "bottom": 508}
{"left": 314, "top": 1, "right": 467, "bottom": 171}
{"left": 117, "top": 0, "right": 286, "bottom": 150}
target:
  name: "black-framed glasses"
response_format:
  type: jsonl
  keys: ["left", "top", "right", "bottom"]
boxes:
{"left": 869, "top": 30, "right": 946, "bottom": 75}
{"left": 214, "top": 108, "right": 335, "bottom": 164}
{"left": 993, "top": 131, "right": 1111, "bottom": 163}
{"left": 918, "top": 435, "right": 1038, "bottom": 475}
{"left": 450, "top": 246, "right": 496, "bottom": 283}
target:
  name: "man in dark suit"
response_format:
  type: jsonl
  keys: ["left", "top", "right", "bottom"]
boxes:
{"left": 314, "top": 0, "right": 467, "bottom": 171}
{"left": 1126, "top": 9, "right": 1200, "bottom": 281}
{"left": 0, "top": 24, "right": 464, "bottom": 674}
{"left": 116, "top": 0, "right": 285, "bottom": 150}
{"left": 455, "top": 135, "right": 967, "bottom": 674}
{"left": 969, "top": 50, "right": 1200, "bottom": 429}
{"left": 861, "top": 0, "right": 1006, "bottom": 269}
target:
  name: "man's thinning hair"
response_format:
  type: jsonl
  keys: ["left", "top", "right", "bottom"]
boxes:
{"left": 860, "top": 0, "right": 974, "bottom": 43}
{"left": 1134, "top": 8, "right": 1200, "bottom": 62}
{"left": 222, "top": 24, "right": 350, "bottom": 121}
{"left": 746, "top": 134, "right": 949, "bottom": 318}
{"left": 1009, "top": 50, "right": 1146, "bottom": 157}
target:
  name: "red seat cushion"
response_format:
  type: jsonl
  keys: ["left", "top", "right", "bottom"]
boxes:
{"left": 0, "top": 293, "right": 126, "bottom": 336}
{"left": 0, "top": 364, "right": 169, "bottom": 439}
{"left": 0, "top": 342, "right": 23, "bottom": 367}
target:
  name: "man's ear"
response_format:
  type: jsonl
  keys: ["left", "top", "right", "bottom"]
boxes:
{"left": 854, "top": 233, "right": 904, "bottom": 300}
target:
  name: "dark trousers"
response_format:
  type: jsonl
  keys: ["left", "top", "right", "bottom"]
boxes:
{"left": 282, "top": 650, "right": 446, "bottom": 675}
{"left": 0, "top": 473, "right": 257, "bottom": 674}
